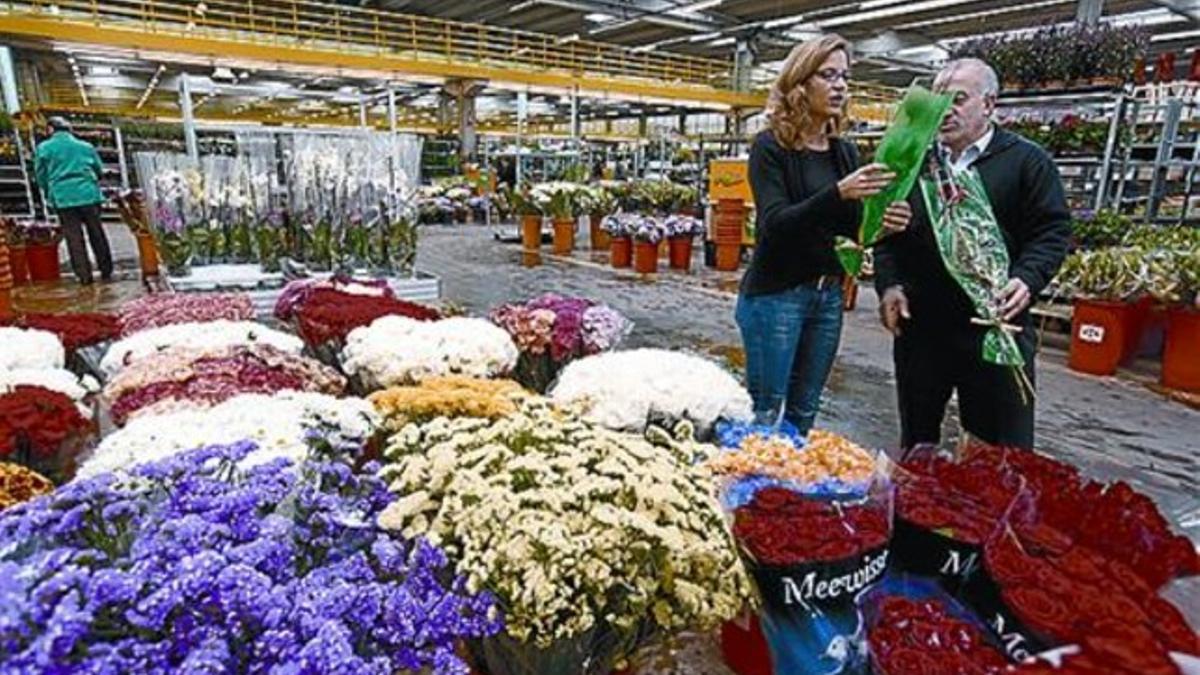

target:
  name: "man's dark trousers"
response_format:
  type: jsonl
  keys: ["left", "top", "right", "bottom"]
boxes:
{"left": 57, "top": 203, "right": 113, "bottom": 284}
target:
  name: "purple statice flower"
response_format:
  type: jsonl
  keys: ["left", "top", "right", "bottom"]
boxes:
{"left": 0, "top": 441, "right": 500, "bottom": 673}
{"left": 152, "top": 204, "right": 185, "bottom": 235}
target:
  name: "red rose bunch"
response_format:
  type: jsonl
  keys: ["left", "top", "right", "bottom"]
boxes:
{"left": 733, "top": 487, "right": 890, "bottom": 565}
{"left": 4, "top": 312, "right": 119, "bottom": 353}
{"left": 868, "top": 595, "right": 1009, "bottom": 674}
{"left": 984, "top": 527, "right": 1197, "bottom": 667}
{"left": 965, "top": 443, "right": 1199, "bottom": 588}
{"left": 295, "top": 288, "right": 440, "bottom": 348}
{"left": 105, "top": 344, "right": 346, "bottom": 425}
{"left": 0, "top": 385, "right": 94, "bottom": 463}
{"left": 118, "top": 292, "right": 255, "bottom": 336}
{"left": 897, "top": 454, "right": 1022, "bottom": 545}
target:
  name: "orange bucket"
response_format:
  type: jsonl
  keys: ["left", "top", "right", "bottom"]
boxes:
{"left": 668, "top": 236, "right": 693, "bottom": 270}
{"left": 1068, "top": 298, "right": 1131, "bottom": 376}
{"left": 1163, "top": 308, "right": 1200, "bottom": 392}
{"left": 715, "top": 242, "right": 740, "bottom": 271}
{"left": 633, "top": 240, "right": 657, "bottom": 274}
{"left": 551, "top": 218, "right": 575, "bottom": 255}
{"left": 136, "top": 232, "right": 160, "bottom": 277}
{"left": 589, "top": 214, "right": 611, "bottom": 251}
{"left": 520, "top": 215, "right": 542, "bottom": 250}
{"left": 25, "top": 243, "right": 61, "bottom": 282}
{"left": 610, "top": 236, "right": 632, "bottom": 268}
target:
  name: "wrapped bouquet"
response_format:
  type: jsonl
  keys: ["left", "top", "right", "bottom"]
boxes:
{"left": 368, "top": 376, "right": 527, "bottom": 431}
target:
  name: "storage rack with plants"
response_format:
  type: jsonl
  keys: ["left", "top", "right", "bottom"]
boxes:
{"left": 1110, "top": 93, "right": 1200, "bottom": 226}
{"left": 0, "top": 112, "right": 35, "bottom": 219}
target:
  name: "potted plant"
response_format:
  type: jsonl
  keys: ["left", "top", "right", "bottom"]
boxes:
{"left": 601, "top": 213, "right": 635, "bottom": 269}
{"left": 662, "top": 214, "right": 705, "bottom": 272}
{"left": 631, "top": 216, "right": 663, "bottom": 274}
{"left": 14, "top": 220, "right": 63, "bottom": 282}
{"left": 509, "top": 184, "right": 544, "bottom": 251}
{"left": 2, "top": 217, "right": 28, "bottom": 285}
{"left": 533, "top": 181, "right": 582, "bottom": 255}
{"left": 581, "top": 185, "right": 616, "bottom": 251}
{"left": 1162, "top": 250, "right": 1199, "bottom": 392}
{"left": 1053, "top": 247, "right": 1148, "bottom": 376}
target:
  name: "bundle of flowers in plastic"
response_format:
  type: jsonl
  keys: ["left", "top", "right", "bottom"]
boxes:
{"left": 377, "top": 396, "right": 751, "bottom": 675}
{"left": 295, "top": 287, "right": 440, "bottom": 353}
{"left": 891, "top": 446, "right": 1026, "bottom": 595}
{"left": 0, "top": 441, "right": 501, "bottom": 673}
{"left": 961, "top": 441, "right": 1199, "bottom": 589}
{"left": 0, "top": 366, "right": 98, "bottom": 420}
{"left": 341, "top": 316, "right": 519, "bottom": 392}
{"left": 724, "top": 453, "right": 892, "bottom": 675}
{"left": 100, "top": 320, "right": 303, "bottom": 378}
{"left": 3, "top": 311, "right": 118, "bottom": 353}
{"left": 865, "top": 582, "right": 1010, "bottom": 674}
{"left": 103, "top": 343, "right": 347, "bottom": 425}
{"left": 273, "top": 275, "right": 395, "bottom": 321}
{"left": 708, "top": 423, "right": 877, "bottom": 505}
{"left": 0, "top": 326, "right": 65, "bottom": 371}
{"left": 117, "top": 291, "right": 255, "bottom": 336}
{"left": 488, "top": 293, "right": 631, "bottom": 392}
{"left": 549, "top": 348, "right": 752, "bottom": 436}
{"left": 962, "top": 523, "right": 1198, "bottom": 671}
{"left": 0, "top": 385, "right": 95, "bottom": 482}
{"left": 78, "top": 391, "right": 379, "bottom": 478}
{"left": 0, "top": 462, "right": 54, "bottom": 511}
{"left": 369, "top": 376, "right": 527, "bottom": 431}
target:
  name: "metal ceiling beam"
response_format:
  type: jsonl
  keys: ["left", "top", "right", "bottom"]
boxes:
{"left": 1148, "top": 0, "right": 1200, "bottom": 25}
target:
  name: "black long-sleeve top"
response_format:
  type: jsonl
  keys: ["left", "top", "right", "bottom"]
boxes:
{"left": 740, "top": 130, "right": 862, "bottom": 297}
{"left": 874, "top": 128, "right": 1071, "bottom": 329}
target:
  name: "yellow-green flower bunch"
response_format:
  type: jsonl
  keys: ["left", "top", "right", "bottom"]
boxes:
{"left": 376, "top": 396, "right": 751, "bottom": 663}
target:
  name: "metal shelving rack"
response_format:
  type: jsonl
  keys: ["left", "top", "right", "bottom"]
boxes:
{"left": 0, "top": 128, "right": 36, "bottom": 218}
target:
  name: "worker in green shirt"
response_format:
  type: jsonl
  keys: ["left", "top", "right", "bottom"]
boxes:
{"left": 34, "top": 116, "right": 113, "bottom": 285}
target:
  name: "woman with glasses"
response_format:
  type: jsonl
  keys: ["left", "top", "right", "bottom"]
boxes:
{"left": 736, "top": 34, "right": 911, "bottom": 435}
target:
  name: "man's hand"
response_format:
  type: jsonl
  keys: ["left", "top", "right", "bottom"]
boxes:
{"left": 879, "top": 286, "right": 910, "bottom": 336}
{"left": 881, "top": 201, "right": 912, "bottom": 235}
{"left": 1000, "top": 277, "right": 1032, "bottom": 321}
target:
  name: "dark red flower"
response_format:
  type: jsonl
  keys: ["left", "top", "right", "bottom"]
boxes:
{"left": 1002, "top": 587, "right": 1077, "bottom": 642}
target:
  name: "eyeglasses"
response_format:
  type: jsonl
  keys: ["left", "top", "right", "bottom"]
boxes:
{"left": 813, "top": 69, "right": 850, "bottom": 83}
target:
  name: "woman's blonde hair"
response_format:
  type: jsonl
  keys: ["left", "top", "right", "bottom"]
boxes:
{"left": 766, "top": 34, "right": 850, "bottom": 150}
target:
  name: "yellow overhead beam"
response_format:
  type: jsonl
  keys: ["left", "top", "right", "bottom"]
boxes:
{"left": 0, "top": 3, "right": 766, "bottom": 109}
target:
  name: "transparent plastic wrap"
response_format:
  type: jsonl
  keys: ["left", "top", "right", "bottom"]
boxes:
{"left": 891, "top": 444, "right": 1028, "bottom": 596}
{"left": 718, "top": 449, "right": 894, "bottom": 675}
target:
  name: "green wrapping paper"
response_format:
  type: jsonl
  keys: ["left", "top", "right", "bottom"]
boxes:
{"left": 918, "top": 157, "right": 1034, "bottom": 401}
{"left": 836, "top": 86, "right": 953, "bottom": 277}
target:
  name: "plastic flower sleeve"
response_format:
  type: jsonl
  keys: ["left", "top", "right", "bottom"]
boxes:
{"left": 890, "top": 444, "right": 1028, "bottom": 597}
{"left": 918, "top": 160, "right": 1034, "bottom": 400}
{"left": 837, "top": 85, "right": 952, "bottom": 277}
{"left": 721, "top": 454, "right": 894, "bottom": 675}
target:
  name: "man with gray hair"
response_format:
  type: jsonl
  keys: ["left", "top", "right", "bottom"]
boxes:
{"left": 873, "top": 58, "right": 1071, "bottom": 449}
{"left": 34, "top": 115, "right": 113, "bottom": 285}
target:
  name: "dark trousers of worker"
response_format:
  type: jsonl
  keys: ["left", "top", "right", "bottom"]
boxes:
{"left": 57, "top": 203, "right": 113, "bottom": 285}
{"left": 893, "top": 320, "right": 1036, "bottom": 450}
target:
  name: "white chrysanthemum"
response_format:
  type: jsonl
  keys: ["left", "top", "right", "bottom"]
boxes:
{"left": 550, "top": 349, "right": 752, "bottom": 432}
{"left": 100, "top": 320, "right": 303, "bottom": 377}
{"left": 341, "top": 316, "right": 518, "bottom": 390}
{"left": 78, "top": 391, "right": 379, "bottom": 478}
{"left": 0, "top": 327, "right": 65, "bottom": 371}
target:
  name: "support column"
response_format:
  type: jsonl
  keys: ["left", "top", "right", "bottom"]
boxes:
{"left": 732, "top": 39, "right": 754, "bottom": 93}
{"left": 1076, "top": 0, "right": 1104, "bottom": 24}
{"left": 570, "top": 88, "right": 580, "bottom": 150}
{"left": 179, "top": 74, "right": 199, "bottom": 161}
{"left": 443, "top": 78, "right": 485, "bottom": 164}
{"left": 0, "top": 46, "right": 21, "bottom": 114}
{"left": 387, "top": 85, "right": 398, "bottom": 211}
{"left": 516, "top": 90, "right": 527, "bottom": 185}
{"left": 358, "top": 92, "right": 368, "bottom": 129}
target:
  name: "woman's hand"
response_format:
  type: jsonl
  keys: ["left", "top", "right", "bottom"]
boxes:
{"left": 837, "top": 163, "right": 896, "bottom": 201}
{"left": 881, "top": 201, "right": 911, "bottom": 235}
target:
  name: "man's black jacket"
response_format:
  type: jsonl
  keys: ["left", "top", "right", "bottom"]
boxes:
{"left": 874, "top": 128, "right": 1071, "bottom": 330}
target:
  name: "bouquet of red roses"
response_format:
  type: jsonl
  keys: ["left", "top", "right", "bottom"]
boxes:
{"left": 892, "top": 446, "right": 1026, "bottom": 595}
{"left": 964, "top": 523, "right": 1197, "bottom": 671}
{"left": 866, "top": 585, "right": 1010, "bottom": 675}
{"left": 0, "top": 385, "right": 95, "bottom": 482}
{"left": 726, "top": 457, "right": 893, "bottom": 675}
{"left": 962, "top": 441, "right": 1198, "bottom": 589}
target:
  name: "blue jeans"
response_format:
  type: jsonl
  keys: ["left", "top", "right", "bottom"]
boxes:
{"left": 735, "top": 283, "right": 844, "bottom": 436}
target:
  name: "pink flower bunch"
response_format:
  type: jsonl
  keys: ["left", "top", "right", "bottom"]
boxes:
{"left": 119, "top": 293, "right": 255, "bottom": 337}
{"left": 104, "top": 344, "right": 345, "bottom": 425}
{"left": 273, "top": 276, "right": 395, "bottom": 321}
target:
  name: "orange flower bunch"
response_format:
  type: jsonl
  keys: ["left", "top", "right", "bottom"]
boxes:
{"left": 0, "top": 462, "right": 54, "bottom": 511}
{"left": 706, "top": 429, "right": 875, "bottom": 486}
